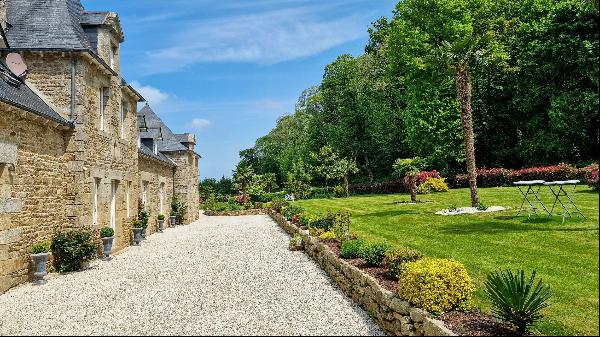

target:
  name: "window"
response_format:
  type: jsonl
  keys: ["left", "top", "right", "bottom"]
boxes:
{"left": 126, "top": 181, "right": 131, "bottom": 217}
{"left": 93, "top": 178, "right": 100, "bottom": 226}
{"left": 110, "top": 180, "right": 118, "bottom": 230}
{"left": 120, "top": 102, "right": 126, "bottom": 139}
{"left": 153, "top": 141, "right": 158, "bottom": 155}
{"left": 141, "top": 181, "right": 148, "bottom": 210}
{"left": 110, "top": 45, "right": 118, "bottom": 70}
{"left": 99, "top": 88, "right": 105, "bottom": 131}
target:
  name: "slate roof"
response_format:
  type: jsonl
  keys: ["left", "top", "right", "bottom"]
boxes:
{"left": 0, "top": 61, "right": 72, "bottom": 126}
{"left": 80, "top": 12, "right": 109, "bottom": 26}
{"left": 138, "top": 104, "right": 188, "bottom": 152}
{"left": 138, "top": 143, "right": 175, "bottom": 167}
{"left": 5, "top": 0, "right": 92, "bottom": 50}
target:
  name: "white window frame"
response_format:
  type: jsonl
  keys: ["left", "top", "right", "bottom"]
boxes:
{"left": 120, "top": 102, "right": 126, "bottom": 139}
{"left": 110, "top": 180, "right": 118, "bottom": 230}
{"left": 93, "top": 178, "right": 100, "bottom": 226}
{"left": 141, "top": 181, "right": 148, "bottom": 210}
{"left": 99, "top": 88, "right": 105, "bottom": 131}
{"left": 159, "top": 182, "right": 165, "bottom": 215}
{"left": 153, "top": 141, "right": 158, "bottom": 155}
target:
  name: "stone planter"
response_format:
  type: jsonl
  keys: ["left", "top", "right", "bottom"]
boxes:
{"left": 101, "top": 237, "right": 114, "bottom": 259}
{"left": 158, "top": 219, "right": 165, "bottom": 232}
{"left": 31, "top": 252, "right": 51, "bottom": 280}
{"left": 141, "top": 227, "right": 147, "bottom": 239}
{"left": 132, "top": 228, "right": 143, "bottom": 245}
{"left": 170, "top": 216, "right": 177, "bottom": 227}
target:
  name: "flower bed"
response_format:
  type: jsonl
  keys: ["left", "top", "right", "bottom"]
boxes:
{"left": 203, "top": 209, "right": 268, "bottom": 216}
{"left": 270, "top": 212, "right": 456, "bottom": 336}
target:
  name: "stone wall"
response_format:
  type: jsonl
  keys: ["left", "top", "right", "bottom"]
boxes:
{"left": 270, "top": 212, "right": 456, "bottom": 337}
{"left": 138, "top": 155, "right": 174, "bottom": 235}
{"left": 166, "top": 151, "right": 199, "bottom": 224}
{"left": 0, "top": 102, "right": 71, "bottom": 293}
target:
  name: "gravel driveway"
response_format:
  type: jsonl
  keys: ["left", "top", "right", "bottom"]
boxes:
{"left": 0, "top": 215, "right": 383, "bottom": 336}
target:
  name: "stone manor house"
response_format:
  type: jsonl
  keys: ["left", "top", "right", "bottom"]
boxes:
{"left": 0, "top": 0, "right": 200, "bottom": 293}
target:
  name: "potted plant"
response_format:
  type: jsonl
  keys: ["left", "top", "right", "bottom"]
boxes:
{"left": 138, "top": 209, "right": 149, "bottom": 238}
{"left": 100, "top": 227, "right": 115, "bottom": 259}
{"left": 30, "top": 242, "right": 51, "bottom": 281}
{"left": 170, "top": 211, "right": 177, "bottom": 227}
{"left": 158, "top": 214, "right": 165, "bottom": 232}
{"left": 132, "top": 220, "right": 143, "bottom": 245}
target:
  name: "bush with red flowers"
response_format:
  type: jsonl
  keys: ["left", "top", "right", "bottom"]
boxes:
{"left": 583, "top": 164, "right": 599, "bottom": 191}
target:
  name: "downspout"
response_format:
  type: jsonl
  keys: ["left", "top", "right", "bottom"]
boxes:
{"left": 70, "top": 55, "right": 77, "bottom": 121}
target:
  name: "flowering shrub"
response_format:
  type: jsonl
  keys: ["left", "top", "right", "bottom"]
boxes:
{"left": 584, "top": 164, "right": 598, "bottom": 191}
{"left": 417, "top": 177, "right": 449, "bottom": 194}
{"left": 403, "top": 170, "right": 441, "bottom": 191}
{"left": 397, "top": 258, "right": 474, "bottom": 314}
{"left": 446, "top": 164, "right": 586, "bottom": 188}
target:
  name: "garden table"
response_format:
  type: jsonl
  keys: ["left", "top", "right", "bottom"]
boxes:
{"left": 513, "top": 180, "right": 551, "bottom": 218}
{"left": 544, "top": 180, "right": 586, "bottom": 223}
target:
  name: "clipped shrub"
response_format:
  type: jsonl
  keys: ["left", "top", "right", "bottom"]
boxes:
{"left": 100, "top": 227, "right": 114, "bottom": 238}
{"left": 584, "top": 164, "right": 598, "bottom": 191}
{"left": 340, "top": 239, "right": 365, "bottom": 259}
{"left": 332, "top": 185, "right": 346, "bottom": 198}
{"left": 132, "top": 220, "right": 144, "bottom": 228}
{"left": 157, "top": 214, "right": 165, "bottom": 221}
{"left": 310, "top": 212, "right": 336, "bottom": 232}
{"left": 31, "top": 241, "right": 51, "bottom": 254}
{"left": 282, "top": 203, "right": 304, "bottom": 221}
{"left": 397, "top": 258, "right": 475, "bottom": 314}
{"left": 138, "top": 208, "right": 149, "bottom": 229}
{"left": 289, "top": 234, "right": 304, "bottom": 251}
{"left": 331, "top": 211, "right": 351, "bottom": 241}
{"left": 417, "top": 177, "right": 449, "bottom": 194}
{"left": 264, "top": 201, "right": 274, "bottom": 210}
{"left": 318, "top": 231, "right": 337, "bottom": 242}
{"left": 361, "top": 241, "right": 392, "bottom": 267}
{"left": 51, "top": 230, "right": 97, "bottom": 272}
{"left": 308, "top": 227, "right": 326, "bottom": 237}
{"left": 485, "top": 270, "right": 552, "bottom": 336}
{"left": 383, "top": 247, "right": 423, "bottom": 279}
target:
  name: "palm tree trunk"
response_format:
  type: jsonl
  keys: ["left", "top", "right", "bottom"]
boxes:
{"left": 410, "top": 175, "right": 417, "bottom": 203}
{"left": 455, "top": 67, "right": 479, "bottom": 207}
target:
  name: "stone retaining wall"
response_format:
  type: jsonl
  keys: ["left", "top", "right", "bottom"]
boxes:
{"left": 269, "top": 212, "right": 455, "bottom": 337}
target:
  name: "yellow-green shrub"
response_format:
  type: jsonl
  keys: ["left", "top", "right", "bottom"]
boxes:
{"left": 417, "top": 177, "right": 450, "bottom": 194}
{"left": 397, "top": 258, "right": 474, "bottom": 314}
{"left": 318, "top": 231, "right": 337, "bottom": 242}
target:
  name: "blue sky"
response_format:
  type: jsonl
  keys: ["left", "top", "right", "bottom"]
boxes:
{"left": 83, "top": 0, "right": 397, "bottom": 179}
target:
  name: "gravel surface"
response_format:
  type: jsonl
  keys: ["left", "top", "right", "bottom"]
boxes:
{"left": 0, "top": 215, "right": 384, "bottom": 336}
{"left": 435, "top": 206, "right": 507, "bottom": 216}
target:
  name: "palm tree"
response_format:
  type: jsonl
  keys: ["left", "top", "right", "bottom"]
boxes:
{"left": 393, "top": 157, "right": 425, "bottom": 203}
{"left": 233, "top": 165, "right": 254, "bottom": 199}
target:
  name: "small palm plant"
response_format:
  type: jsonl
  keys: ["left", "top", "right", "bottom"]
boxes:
{"left": 484, "top": 270, "right": 552, "bottom": 335}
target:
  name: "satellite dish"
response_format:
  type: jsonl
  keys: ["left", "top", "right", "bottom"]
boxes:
{"left": 6, "top": 53, "right": 28, "bottom": 78}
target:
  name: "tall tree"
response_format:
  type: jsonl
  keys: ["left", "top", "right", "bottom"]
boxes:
{"left": 233, "top": 165, "right": 254, "bottom": 199}
{"left": 389, "top": 0, "right": 509, "bottom": 206}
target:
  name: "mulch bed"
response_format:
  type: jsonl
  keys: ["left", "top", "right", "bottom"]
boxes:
{"left": 441, "top": 311, "right": 516, "bottom": 336}
{"left": 285, "top": 217, "right": 515, "bottom": 336}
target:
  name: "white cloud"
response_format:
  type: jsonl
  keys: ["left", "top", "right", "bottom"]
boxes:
{"left": 140, "top": 6, "right": 369, "bottom": 74}
{"left": 186, "top": 118, "right": 212, "bottom": 131}
{"left": 130, "top": 81, "right": 169, "bottom": 107}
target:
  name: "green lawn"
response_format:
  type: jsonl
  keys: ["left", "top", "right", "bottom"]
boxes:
{"left": 296, "top": 187, "right": 599, "bottom": 336}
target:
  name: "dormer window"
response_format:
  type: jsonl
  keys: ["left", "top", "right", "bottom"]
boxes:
{"left": 110, "top": 45, "right": 118, "bottom": 70}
